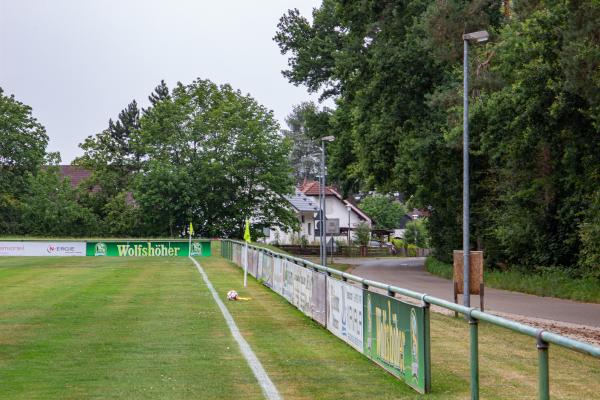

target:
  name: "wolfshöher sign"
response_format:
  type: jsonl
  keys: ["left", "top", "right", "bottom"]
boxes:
{"left": 363, "top": 291, "right": 431, "bottom": 393}
{"left": 86, "top": 240, "right": 211, "bottom": 257}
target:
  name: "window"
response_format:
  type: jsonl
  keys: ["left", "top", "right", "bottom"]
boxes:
{"left": 301, "top": 215, "right": 305, "bottom": 223}
{"left": 308, "top": 223, "right": 312, "bottom": 235}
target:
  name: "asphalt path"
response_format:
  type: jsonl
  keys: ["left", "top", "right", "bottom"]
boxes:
{"left": 338, "top": 257, "right": 600, "bottom": 328}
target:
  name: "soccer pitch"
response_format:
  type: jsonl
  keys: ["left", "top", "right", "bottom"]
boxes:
{"left": 1, "top": 252, "right": 599, "bottom": 399}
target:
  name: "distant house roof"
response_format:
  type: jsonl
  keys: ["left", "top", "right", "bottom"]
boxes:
{"left": 410, "top": 208, "right": 431, "bottom": 219}
{"left": 299, "top": 180, "right": 372, "bottom": 223}
{"left": 285, "top": 189, "right": 319, "bottom": 212}
{"left": 299, "top": 180, "right": 337, "bottom": 196}
{"left": 57, "top": 165, "right": 92, "bottom": 188}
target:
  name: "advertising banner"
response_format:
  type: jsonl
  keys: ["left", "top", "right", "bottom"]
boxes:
{"left": 311, "top": 271, "right": 327, "bottom": 326}
{"left": 0, "top": 241, "right": 86, "bottom": 256}
{"left": 261, "top": 254, "right": 274, "bottom": 288}
{"left": 282, "top": 260, "right": 295, "bottom": 302}
{"left": 327, "top": 277, "right": 364, "bottom": 352}
{"left": 273, "top": 257, "right": 284, "bottom": 295}
{"left": 86, "top": 241, "right": 211, "bottom": 257}
{"left": 292, "top": 263, "right": 313, "bottom": 317}
{"left": 363, "top": 291, "right": 430, "bottom": 393}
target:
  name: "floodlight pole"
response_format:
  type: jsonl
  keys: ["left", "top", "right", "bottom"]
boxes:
{"left": 319, "top": 136, "right": 335, "bottom": 266}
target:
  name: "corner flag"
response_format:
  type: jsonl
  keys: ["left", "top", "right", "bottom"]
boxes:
{"left": 244, "top": 219, "right": 251, "bottom": 242}
{"left": 189, "top": 222, "right": 194, "bottom": 236}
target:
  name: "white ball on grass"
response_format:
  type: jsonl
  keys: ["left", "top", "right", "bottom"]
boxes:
{"left": 227, "top": 290, "right": 238, "bottom": 301}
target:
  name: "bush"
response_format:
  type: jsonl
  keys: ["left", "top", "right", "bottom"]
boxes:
{"left": 407, "top": 244, "right": 417, "bottom": 257}
{"left": 391, "top": 238, "right": 405, "bottom": 250}
{"left": 353, "top": 222, "right": 371, "bottom": 247}
{"left": 404, "top": 219, "right": 430, "bottom": 247}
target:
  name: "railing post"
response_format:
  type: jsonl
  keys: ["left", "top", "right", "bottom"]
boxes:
{"left": 537, "top": 331, "right": 550, "bottom": 400}
{"left": 469, "top": 313, "right": 479, "bottom": 400}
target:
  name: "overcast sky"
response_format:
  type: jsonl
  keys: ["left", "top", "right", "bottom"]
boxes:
{"left": 0, "top": 0, "right": 324, "bottom": 163}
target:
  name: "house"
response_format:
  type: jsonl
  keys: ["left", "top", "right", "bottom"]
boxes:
{"left": 299, "top": 180, "right": 372, "bottom": 244}
{"left": 265, "top": 189, "right": 319, "bottom": 244}
{"left": 57, "top": 165, "right": 92, "bottom": 188}
{"left": 393, "top": 209, "right": 431, "bottom": 239}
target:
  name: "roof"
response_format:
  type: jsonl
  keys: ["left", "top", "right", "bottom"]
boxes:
{"left": 299, "top": 180, "right": 337, "bottom": 196}
{"left": 57, "top": 165, "right": 92, "bottom": 188}
{"left": 285, "top": 189, "right": 319, "bottom": 212}
{"left": 299, "top": 180, "right": 372, "bottom": 223}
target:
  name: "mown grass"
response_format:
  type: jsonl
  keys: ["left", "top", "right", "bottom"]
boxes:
{"left": 0, "top": 257, "right": 263, "bottom": 400}
{"left": 425, "top": 257, "right": 600, "bottom": 303}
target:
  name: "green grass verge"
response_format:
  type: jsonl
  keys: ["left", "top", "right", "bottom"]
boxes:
{"left": 2, "top": 254, "right": 599, "bottom": 399}
{"left": 425, "top": 257, "right": 600, "bottom": 303}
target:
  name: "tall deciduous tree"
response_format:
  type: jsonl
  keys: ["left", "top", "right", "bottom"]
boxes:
{"left": 360, "top": 194, "right": 407, "bottom": 231}
{"left": 0, "top": 87, "right": 49, "bottom": 233}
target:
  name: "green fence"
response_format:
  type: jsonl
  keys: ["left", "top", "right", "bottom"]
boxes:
{"left": 221, "top": 239, "right": 600, "bottom": 399}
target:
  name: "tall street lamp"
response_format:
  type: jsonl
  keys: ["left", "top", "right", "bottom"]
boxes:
{"left": 346, "top": 203, "right": 352, "bottom": 246}
{"left": 320, "top": 135, "right": 335, "bottom": 266}
{"left": 463, "top": 29, "right": 488, "bottom": 400}
{"left": 462, "top": 30, "right": 488, "bottom": 309}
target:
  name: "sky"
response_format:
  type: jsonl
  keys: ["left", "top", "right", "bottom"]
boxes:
{"left": 0, "top": 0, "right": 324, "bottom": 163}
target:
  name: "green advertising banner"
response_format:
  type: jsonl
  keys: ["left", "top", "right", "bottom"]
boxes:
{"left": 86, "top": 240, "right": 211, "bottom": 257}
{"left": 363, "top": 291, "right": 431, "bottom": 393}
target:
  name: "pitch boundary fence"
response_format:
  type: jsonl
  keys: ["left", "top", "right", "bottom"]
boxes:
{"left": 221, "top": 239, "right": 600, "bottom": 400}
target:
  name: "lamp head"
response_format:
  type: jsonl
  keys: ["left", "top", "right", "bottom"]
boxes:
{"left": 321, "top": 135, "right": 335, "bottom": 142}
{"left": 463, "top": 30, "right": 489, "bottom": 43}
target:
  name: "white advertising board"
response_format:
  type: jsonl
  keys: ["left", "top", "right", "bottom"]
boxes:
{"left": 0, "top": 241, "right": 86, "bottom": 256}
{"left": 292, "top": 263, "right": 313, "bottom": 317}
{"left": 282, "top": 260, "right": 295, "bottom": 302}
{"left": 273, "top": 257, "right": 284, "bottom": 295}
{"left": 327, "top": 277, "right": 364, "bottom": 352}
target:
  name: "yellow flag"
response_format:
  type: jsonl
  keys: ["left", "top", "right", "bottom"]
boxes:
{"left": 189, "top": 222, "right": 194, "bottom": 236}
{"left": 244, "top": 219, "right": 251, "bottom": 242}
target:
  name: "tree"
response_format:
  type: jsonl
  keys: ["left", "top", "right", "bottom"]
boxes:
{"left": 0, "top": 87, "right": 49, "bottom": 233}
{"left": 404, "top": 220, "right": 430, "bottom": 248}
{"left": 359, "top": 194, "right": 406, "bottom": 230}
{"left": 353, "top": 221, "right": 371, "bottom": 247}
{"left": 20, "top": 167, "right": 99, "bottom": 236}
{"left": 282, "top": 102, "right": 321, "bottom": 182}
{"left": 133, "top": 78, "right": 297, "bottom": 237}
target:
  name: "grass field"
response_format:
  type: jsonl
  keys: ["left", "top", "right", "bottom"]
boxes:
{"left": 1, "top": 252, "right": 599, "bottom": 399}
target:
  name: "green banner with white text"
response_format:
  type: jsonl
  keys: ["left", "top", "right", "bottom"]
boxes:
{"left": 363, "top": 291, "right": 431, "bottom": 393}
{"left": 86, "top": 241, "right": 211, "bottom": 257}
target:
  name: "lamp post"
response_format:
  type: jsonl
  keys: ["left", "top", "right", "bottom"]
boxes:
{"left": 463, "top": 29, "right": 489, "bottom": 400}
{"left": 462, "top": 30, "right": 489, "bottom": 309}
{"left": 320, "top": 135, "right": 335, "bottom": 266}
{"left": 346, "top": 203, "right": 351, "bottom": 246}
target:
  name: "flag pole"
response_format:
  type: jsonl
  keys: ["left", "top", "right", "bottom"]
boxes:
{"left": 188, "top": 221, "right": 194, "bottom": 256}
{"left": 243, "top": 219, "right": 251, "bottom": 287}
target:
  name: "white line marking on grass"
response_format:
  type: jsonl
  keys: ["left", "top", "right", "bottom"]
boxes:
{"left": 189, "top": 256, "right": 282, "bottom": 400}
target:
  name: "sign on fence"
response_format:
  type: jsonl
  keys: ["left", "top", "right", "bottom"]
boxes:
{"left": 0, "top": 241, "right": 86, "bottom": 256}
{"left": 311, "top": 272, "right": 327, "bottom": 325}
{"left": 363, "top": 291, "right": 431, "bottom": 393}
{"left": 327, "top": 277, "right": 364, "bottom": 352}
{"left": 86, "top": 241, "right": 211, "bottom": 257}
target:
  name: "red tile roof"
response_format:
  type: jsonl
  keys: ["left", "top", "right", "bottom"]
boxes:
{"left": 58, "top": 165, "right": 92, "bottom": 188}
{"left": 299, "top": 180, "right": 337, "bottom": 196}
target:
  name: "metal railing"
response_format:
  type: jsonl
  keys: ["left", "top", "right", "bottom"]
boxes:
{"left": 221, "top": 240, "right": 600, "bottom": 400}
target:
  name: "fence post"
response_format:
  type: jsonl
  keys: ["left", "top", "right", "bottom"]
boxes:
{"left": 537, "top": 331, "right": 550, "bottom": 400}
{"left": 469, "top": 312, "right": 480, "bottom": 400}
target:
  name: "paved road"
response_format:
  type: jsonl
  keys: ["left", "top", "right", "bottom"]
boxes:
{"left": 335, "top": 257, "right": 600, "bottom": 328}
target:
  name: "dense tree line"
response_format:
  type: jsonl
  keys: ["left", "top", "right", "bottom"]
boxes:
{"left": 275, "top": 0, "right": 600, "bottom": 274}
{"left": 0, "top": 79, "right": 296, "bottom": 238}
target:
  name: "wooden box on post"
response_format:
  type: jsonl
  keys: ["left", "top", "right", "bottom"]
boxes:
{"left": 453, "top": 250, "right": 485, "bottom": 311}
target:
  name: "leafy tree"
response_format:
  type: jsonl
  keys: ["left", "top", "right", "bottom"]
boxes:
{"left": 134, "top": 78, "right": 297, "bottom": 237}
{"left": 20, "top": 167, "right": 98, "bottom": 236}
{"left": 353, "top": 221, "right": 371, "bottom": 246}
{"left": 282, "top": 102, "right": 321, "bottom": 182}
{"left": 0, "top": 87, "right": 49, "bottom": 233}
{"left": 359, "top": 194, "right": 407, "bottom": 230}
{"left": 404, "top": 220, "right": 430, "bottom": 248}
